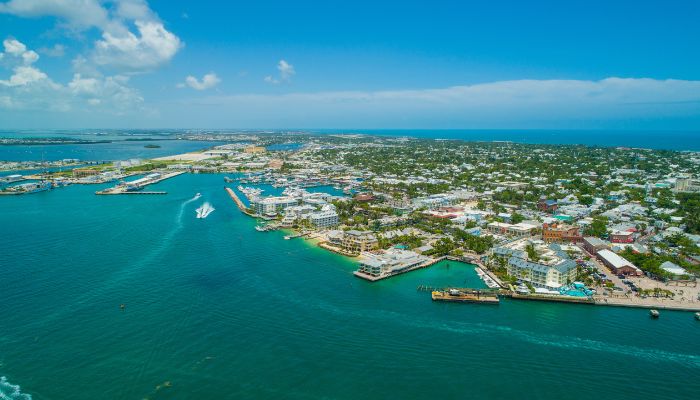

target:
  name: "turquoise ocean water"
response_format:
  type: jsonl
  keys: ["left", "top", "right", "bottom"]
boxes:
{"left": 1, "top": 173, "right": 699, "bottom": 399}
{"left": 0, "top": 140, "right": 224, "bottom": 162}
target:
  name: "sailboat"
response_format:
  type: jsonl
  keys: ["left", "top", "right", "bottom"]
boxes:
{"left": 196, "top": 202, "right": 215, "bottom": 219}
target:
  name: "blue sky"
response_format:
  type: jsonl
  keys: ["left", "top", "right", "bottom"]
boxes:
{"left": 1, "top": 0, "right": 699, "bottom": 129}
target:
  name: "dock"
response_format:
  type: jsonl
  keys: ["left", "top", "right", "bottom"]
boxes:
{"left": 430, "top": 288, "right": 500, "bottom": 304}
{"left": 96, "top": 171, "right": 185, "bottom": 195}
{"left": 509, "top": 292, "right": 595, "bottom": 305}
{"left": 112, "top": 191, "right": 167, "bottom": 195}
{"left": 353, "top": 256, "right": 444, "bottom": 282}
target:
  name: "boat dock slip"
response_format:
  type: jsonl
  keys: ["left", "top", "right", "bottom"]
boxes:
{"left": 430, "top": 288, "right": 500, "bottom": 304}
{"left": 96, "top": 171, "right": 185, "bottom": 195}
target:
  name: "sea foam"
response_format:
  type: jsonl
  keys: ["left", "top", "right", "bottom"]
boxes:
{"left": 0, "top": 377, "right": 32, "bottom": 400}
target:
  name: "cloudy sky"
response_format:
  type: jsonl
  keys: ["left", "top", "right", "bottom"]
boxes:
{"left": 1, "top": 0, "right": 699, "bottom": 129}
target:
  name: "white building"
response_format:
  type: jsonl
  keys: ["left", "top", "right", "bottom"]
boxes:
{"left": 309, "top": 209, "right": 339, "bottom": 228}
{"left": 251, "top": 196, "right": 298, "bottom": 216}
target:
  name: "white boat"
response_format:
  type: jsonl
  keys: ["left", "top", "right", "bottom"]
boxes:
{"left": 194, "top": 192, "right": 201, "bottom": 199}
{"left": 196, "top": 202, "right": 215, "bottom": 219}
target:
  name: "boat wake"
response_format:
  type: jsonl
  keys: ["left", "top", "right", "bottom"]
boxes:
{"left": 0, "top": 376, "right": 32, "bottom": 400}
{"left": 195, "top": 202, "right": 215, "bottom": 219}
{"left": 251, "top": 282, "right": 700, "bottom": 368}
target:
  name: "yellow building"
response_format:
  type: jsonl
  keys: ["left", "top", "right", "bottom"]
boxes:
{"left": 342, "top": 230, "right": 379, "bottom": 254}
{"left": 244, "top": 146, "right": 266, "bottom": 154}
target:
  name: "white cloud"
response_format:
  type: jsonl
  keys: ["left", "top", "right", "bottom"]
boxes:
{"left": 93, "top": 20, "right": 182, "bottom": 70}
{"left": 0, "top": 0, "right": 182, "bottom": 72}
{"left": 3, "top": 38, "right": 27, "bottom": 55}
{"left": 264, "top": 59, "right": 295, "bottom": 84}
{"left": 180, "top": 78, "right": 700, "bottom": 128}
{"left": 0, "top": 0, "right": 110, "bottom": 29}
{"left": 179, "top": 72, "right": 221, "bottom": 90}
{"left": 278, "top": 59, "right": 295, "bottom": 80}
{"left": 38, "top": 44, "right": 66, "bottom": 57}
{"left": 0, "top": 38, "right": 143, "bottom": 113}
{"left": 0, "top": 38, "right": 48, "bottom": 87}
{"left": 0, "top": 65, "right": 48, "bottom": 86}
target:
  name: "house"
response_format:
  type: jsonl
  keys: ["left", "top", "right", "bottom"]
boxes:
{"left": 596, "top": 249, "right": 642, "bottom": 276}
{"left": 610, "top": 230, "right": 635, "bottom": 244}
{"left": 354, "top": 193, "right": 375, "bottom": 202}
{"left": 537, "top": 196, "right": 558, "bottom": 213}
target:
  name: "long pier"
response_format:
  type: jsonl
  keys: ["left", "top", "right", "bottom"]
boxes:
{"left": 96, "top": 171, "right": 185, "bottom": 195}
{"left": 225, "top": 187, "right": 256, "bottom": 217}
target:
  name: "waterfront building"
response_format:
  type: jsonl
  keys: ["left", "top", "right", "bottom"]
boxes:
{"left": 542, "top": 223, "right": 582, "bottom": 243}
{"left": 494, "top": 243, "right": 578, "bottom": 289}
{"left": 596, "top": 249, "right": 642, "bottom": 276}
{"left": 342, "top": 230, "right": 379, "bottom": 254}
{"left": 0, "top": 174, "right": 23, "bottom": 184}
{"left": 123, "top": 173, "right": 161, "bottom": 191}
{"left": 309, "top": 209, "right": 339, "bottom": 228}
{"left": 357, "top": 249, "right": 429, "bottom": 278}
{"left": 326, "top": 230, "right": 344, "bottom": 246}
{"left": 251, "top": 196, "right": 298, "bottom": 216}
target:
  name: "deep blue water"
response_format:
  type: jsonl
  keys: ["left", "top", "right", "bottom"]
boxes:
{"left": 0, "top": 140, "right": 223, "bottom": 162}
{"left": 1, "top": 173, "right": 699, "bottom": 399}
{"left": 312, "top": 129, "right": 700, "bottom": 151}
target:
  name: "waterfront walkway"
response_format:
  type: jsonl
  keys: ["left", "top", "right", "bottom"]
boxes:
{"left": 593, "top": 296, "right": 700, "bottom": 312}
